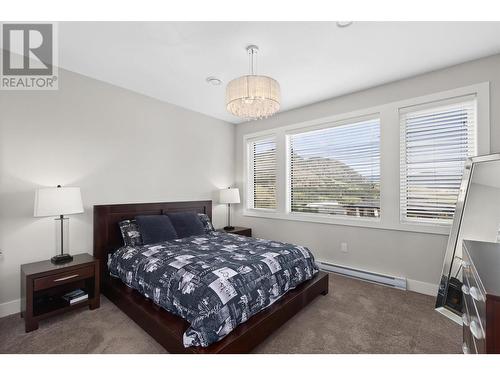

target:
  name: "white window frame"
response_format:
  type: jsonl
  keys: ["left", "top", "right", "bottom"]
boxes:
{"left": 242, "top": 82, "right": 490, "bottom": 235}
{"left": 245, "top": 134, "right": 278, "bottom": 212}
{"left": 399, "top": 94, "right": 478, "bottom": 226}
{"left": 285, "top": 114, "right": 382, "bottom": 223}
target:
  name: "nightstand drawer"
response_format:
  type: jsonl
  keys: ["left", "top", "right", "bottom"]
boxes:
{"left": 33, "top": 265, "right": 94, "bottom": 291}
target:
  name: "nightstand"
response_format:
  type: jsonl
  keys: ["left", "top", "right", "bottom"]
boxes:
{"left": 218, "top": 226, "right": 252, "bottom": 237}
{"left": 20, "top": 253, "right": 100, "bottom": 332}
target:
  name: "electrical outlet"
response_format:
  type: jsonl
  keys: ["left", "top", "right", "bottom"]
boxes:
{"left": 340, "top": 242, "right": 348, "bottom": 253}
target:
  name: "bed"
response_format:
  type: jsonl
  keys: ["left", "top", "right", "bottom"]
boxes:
{"left": 93, "top": 200, "right": 329, "bottom": 353}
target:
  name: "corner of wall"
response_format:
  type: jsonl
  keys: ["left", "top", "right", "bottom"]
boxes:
{"left": 0, "top": 299, "right": 20, "bottom": 318}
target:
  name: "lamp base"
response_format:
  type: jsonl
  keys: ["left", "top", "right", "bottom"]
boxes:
{"left": 223, "top": 226, "right": 235, "bottom": 231}
{"left": 51, "top": 253, "right": 73, "bottom": 265}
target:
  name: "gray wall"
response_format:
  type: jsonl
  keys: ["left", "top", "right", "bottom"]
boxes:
{"left": 0, "top": 69, "right": 235, "bottom": 314}
{"left": 234, "top": 54, "right": 500, "bottom": 293}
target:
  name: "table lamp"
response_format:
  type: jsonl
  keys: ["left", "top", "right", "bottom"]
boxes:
{"left": 34, "top": 185, "right": 84, "bottom": 264}
{"left": 219, "top": 187, "right": 240, "bottom": 230}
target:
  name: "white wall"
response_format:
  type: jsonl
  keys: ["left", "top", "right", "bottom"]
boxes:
{"left": 0, "top": 69, "right": 234, "bottom": 315}
{"left": 459, "top": 183, "right": 500, "bottom": 249}
{"left": 234, "top": 54, "right": 500, "bottom": 294}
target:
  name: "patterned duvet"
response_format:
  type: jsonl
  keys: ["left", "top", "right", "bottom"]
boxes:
{"left": 108, "top": 231, "right": 318, "bottom": 348}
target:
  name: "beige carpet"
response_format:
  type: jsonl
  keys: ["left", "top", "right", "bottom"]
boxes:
{"left": 0, "top": 274, "right": 461, "bottom": 354}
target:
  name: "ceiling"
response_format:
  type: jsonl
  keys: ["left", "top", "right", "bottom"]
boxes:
{"left": 58, "top": 22, "right": 500, "bottom": 124}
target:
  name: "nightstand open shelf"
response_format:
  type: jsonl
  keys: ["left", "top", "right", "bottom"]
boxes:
{"left": 32, "top": 280, "right": 96, "bottom": 317}
{"left": 33, "top": 296, "right": 91, "bottom": 318}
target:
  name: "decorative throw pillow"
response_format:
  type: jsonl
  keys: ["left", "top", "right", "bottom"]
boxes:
{"left": 135, "top": 215, "right": 178, "bottom": 245}
{"left": 167, "top": 212, "right": 206, "bottom": 238}
{"left": 118, "top": 219, "right": 143, "bottom": 247}
{"left": 197, "top": 213, "right": 215, "bottom": 233}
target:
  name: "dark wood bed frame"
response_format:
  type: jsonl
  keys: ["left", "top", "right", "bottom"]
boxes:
{"left": 93, "top": 200, "right": 329, "bottom": 354}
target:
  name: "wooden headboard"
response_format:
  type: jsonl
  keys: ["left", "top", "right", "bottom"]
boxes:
{"left": 93, "top": 200, "right": 212, "bottom": 283}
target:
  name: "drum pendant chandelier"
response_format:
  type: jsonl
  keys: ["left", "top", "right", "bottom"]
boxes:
{"left": 225, "top": 45, "right": 281, "bottom": 120}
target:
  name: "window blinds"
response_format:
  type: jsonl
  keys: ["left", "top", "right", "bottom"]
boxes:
{"left": 400, "top": 97, "right": 477, "bottom": 224}
{"left": 251, "top": 138, "right": 277, "bottom": 209}
{"left": 289, "top": 118, "right": 380, "bottom": 218}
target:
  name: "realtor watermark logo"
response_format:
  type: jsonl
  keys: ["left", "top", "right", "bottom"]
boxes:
{"left": 1, "top": 22, "right": 58, "bottom": 90}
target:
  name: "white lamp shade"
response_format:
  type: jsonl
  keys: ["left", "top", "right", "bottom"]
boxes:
{"left": 219, "top": 188, "right": 240, "bottom": 204}
{"left": 34, "top": 187, "right": 84, "bottom": 217}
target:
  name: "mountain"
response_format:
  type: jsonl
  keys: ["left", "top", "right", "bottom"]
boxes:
{"left": 253, "top": 150, "right": 380, "bottom": 216}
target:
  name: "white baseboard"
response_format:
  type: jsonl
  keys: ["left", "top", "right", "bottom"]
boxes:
{"left": 406, "top": 279, "right": 439, "bottom": 296}
{"left": 0, "top": 299, "right": 20, "bottom": 318}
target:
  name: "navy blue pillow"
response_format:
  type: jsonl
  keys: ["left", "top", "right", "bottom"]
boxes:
{"left": 135, "top": 215, "right": 178, "bottom": 245}
{"left": 167, "top": 212, "right": 205, "bottom": 238}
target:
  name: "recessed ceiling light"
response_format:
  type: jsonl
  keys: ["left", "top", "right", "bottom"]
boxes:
{"left": 206, "top": 76, "right": 222, "bottom": 86}
{"left": 336, "top": 21, "right": 353, "bottom": 28}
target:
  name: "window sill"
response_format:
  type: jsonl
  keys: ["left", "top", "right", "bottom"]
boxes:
{"left": 242, "top": 209, "right": 450, "bottom": 235}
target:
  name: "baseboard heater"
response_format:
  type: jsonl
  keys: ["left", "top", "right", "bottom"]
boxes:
{"left": 316, "top": 261, "right": 407, "bottom": 290}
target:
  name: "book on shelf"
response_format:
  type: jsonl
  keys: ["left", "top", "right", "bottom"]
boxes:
{"left": 62, "top": 289, "right": 88, "bottom": 305}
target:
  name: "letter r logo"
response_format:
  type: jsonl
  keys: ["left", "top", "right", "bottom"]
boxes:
{"left": 2, "top": 24, "right": 53, "bottom": 76}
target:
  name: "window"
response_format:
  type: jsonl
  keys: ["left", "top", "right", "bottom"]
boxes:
{"left": 288, "top": 118, "right": 380, "bottom": 218}
{"left": 243, "top": 84, "right": 488, "bottom": 234}
{"left": 249, "top": 137, "right": 277, "bottom": 209}
{"left": 400, "top": 97, "right": 477, "bottom": 224}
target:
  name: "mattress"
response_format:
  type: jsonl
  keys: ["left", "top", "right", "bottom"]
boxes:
{"left": 108, "top": 231, "right": 318, "bottom": 348}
